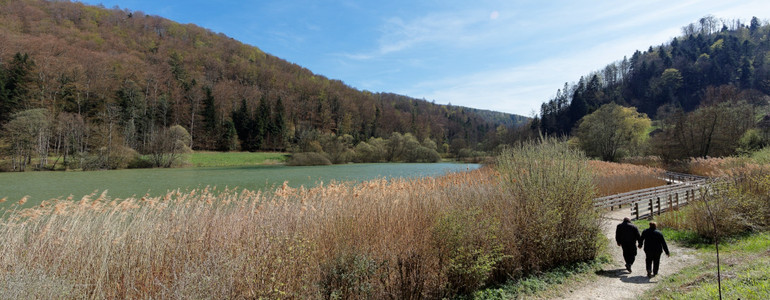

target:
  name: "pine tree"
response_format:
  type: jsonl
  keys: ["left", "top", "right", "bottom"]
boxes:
{"left": 271, "top": 96, "right": 285, "bottom": 150}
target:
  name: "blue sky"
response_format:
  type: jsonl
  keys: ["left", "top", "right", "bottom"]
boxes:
{"left": 79, "top": 0, "right": 770, "bottom": 116}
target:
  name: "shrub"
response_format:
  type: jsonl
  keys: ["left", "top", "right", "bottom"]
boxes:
{"left": 495, "top": 138, "right": 601, "bottom": 270}
{"left": 432, "top": 209, "right": 503, "bottom": 296}
{"left": 286, "top": 152, "right": 332, "bottom": 166}
{"left": 319, "top": 251, "right": 385, "bottom": 299}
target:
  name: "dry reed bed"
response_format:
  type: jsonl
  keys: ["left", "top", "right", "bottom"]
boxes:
{"left": 588, "top": 160, "right": 666, "bottom": 196}
{"left": 687, "top": 156, "right": 770, "bottom": 178}
{"left": 0, "top": 141, "right": 603, "bottom": 299}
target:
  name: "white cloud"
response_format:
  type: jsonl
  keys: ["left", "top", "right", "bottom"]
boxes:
{"left": 402, "top": 24, "right": 688, "bottom": 116}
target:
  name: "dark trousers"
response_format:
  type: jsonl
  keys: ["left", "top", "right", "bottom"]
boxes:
{"left": 621, "top": 244, "right": 637, "bottom": 266}
{"left": 645, "top": 251, "right": 662, "bottom": 274}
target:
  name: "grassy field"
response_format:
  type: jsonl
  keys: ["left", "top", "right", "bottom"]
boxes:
{"left": 636, "top": 224, "right": 770, "bottom": 299}
{"left": 1, "top": 151, "right": 289, "bottom": 171}
{"left": 187, "top": 151, "right": 288, "bottom": 167}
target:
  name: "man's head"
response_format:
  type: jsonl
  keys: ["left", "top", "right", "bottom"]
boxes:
{"left": 649, "top": 222, "right": 657, "bottom": 230}
{"left": 623, "top": 217, "right": 631, "bottom": 223}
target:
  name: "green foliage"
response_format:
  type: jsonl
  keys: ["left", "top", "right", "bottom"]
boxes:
{"left": 318, "top": 252, "right": 385, "bottom": 300}
{"left": 471, "top": 258, "right": 609, "bottom": 300}
{"left": 286, "top": 152, "right": 332, "bottom": 166}
{"left": 289, "top": 132, "right": 439, "bottom": 165}
{"left": 540, "top": 17, "right": 770, "bottom": 145}
{"left": 738, "top": 128, "right": 766, "bottom": 154}
{"left": 432, "top": 209, "right": 504, "bottom": 296}
{"left": 750, "top": 147, "right": 770, "bottom": 164}
{"left": 652, "top": 100, "right": 757, "bottom": 160}
{"left": 642, "top": 232, "right": 770, "bottom": 300}
{"left": 574, "top": 103, "right": 651, "bottom": 161}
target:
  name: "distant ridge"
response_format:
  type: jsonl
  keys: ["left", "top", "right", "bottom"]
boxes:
{"left": 0, "top": 0, "right": 527, "bottom": 154}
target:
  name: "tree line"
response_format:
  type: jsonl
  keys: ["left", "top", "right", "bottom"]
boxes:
{"left": 536, "top": 16, "right": 770, "bottom": 161}
{"left": 0, "top": 0, "right": 526, "bottom": 171}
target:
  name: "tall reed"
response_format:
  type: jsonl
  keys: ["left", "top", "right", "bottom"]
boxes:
{"left": 589, "top": 160, "right": 666, "bottom": 196}
{"left": 0, "top": 140, "right": 603, "bottom": 298}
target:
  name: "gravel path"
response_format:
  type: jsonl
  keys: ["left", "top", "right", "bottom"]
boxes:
{"left": 550, "top": 209, "right": 699, "bottom": 300}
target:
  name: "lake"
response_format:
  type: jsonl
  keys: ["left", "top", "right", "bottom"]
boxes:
{"left": 0, "top": 163, "right": 480, "bottom": 207}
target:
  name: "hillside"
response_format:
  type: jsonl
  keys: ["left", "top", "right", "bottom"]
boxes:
{"left": 0, "top": 0, "right": 526, "bottom": 169}
{"left": 538, "top": 16, "right": 770, "bottom": 137}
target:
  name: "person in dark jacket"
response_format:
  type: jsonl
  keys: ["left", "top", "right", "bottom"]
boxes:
{"left": 638, "top": 221, "right": 670, "bottom": 278}
{"left": 615, "top": 217, "right": 641, "bottom": 273}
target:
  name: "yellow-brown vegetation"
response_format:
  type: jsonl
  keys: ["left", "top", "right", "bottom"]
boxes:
{"left": 0, "top": 141, "right": 603, "bottom": 298}
{"left": 687, "top": 156, "right": 770, "bottom": 178}
{"left": 588, "top": 160, "right": 666, "bottom": 196}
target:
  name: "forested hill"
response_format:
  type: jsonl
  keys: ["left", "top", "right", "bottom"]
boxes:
{"left": 538, "top": 16, "right": 770, "bottom": 136}
{"left": 0, "top": 0, "right": 526, "bottom": 157}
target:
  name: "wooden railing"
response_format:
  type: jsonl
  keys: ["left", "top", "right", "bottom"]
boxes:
{"left": 664, "top": 171, "right": 708, "bottom": 183}
{"left": 593, "top": 175, "right": 712, "bottom": 220}
{"left": 629, "top": 185, "right": 706, "bottom": 220}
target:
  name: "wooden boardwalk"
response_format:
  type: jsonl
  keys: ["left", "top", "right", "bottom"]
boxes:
{"left": 593, "top": 172, "right": 711, "bottom": 220}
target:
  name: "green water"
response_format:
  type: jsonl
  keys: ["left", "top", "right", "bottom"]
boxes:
{"left": 0, "top": 163, "right": 479, "bottom": 206}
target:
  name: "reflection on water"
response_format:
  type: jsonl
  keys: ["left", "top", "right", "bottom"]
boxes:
{"left": 0, "top": 163, "right": 480, "bottom": 207}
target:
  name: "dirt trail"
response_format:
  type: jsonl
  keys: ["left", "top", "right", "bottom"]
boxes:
{"left": 549, "top": 209, "right": 699, "bottom": 300}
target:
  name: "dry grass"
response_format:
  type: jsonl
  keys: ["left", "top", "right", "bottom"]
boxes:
{"left": 588, "top": 160, "right": 666, "bottom": 197}
{"left": 658, "top": 171, "right": 770, "bottom": 240}
{"left": 0, "top": 140, "right": 603, "bottom": 299}
{"left": 686, "top": 156, "right": 770, "bottom": 178}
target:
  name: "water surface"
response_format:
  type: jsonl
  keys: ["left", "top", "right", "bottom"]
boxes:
{"left": 0, "top": 163, "right": 479, "bottom": 206}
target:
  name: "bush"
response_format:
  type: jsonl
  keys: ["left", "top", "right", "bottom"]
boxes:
{"left": 495, "top": 138, "right": 601, "bottom": 270}
{"left": 405, "top": 145, "right": 441, "bottom": 163}
{"left": 81, "top": 145, "right": 140, "bottom": 170}
{"left": 432, "top": 209, "right": 503, "bottom": 296}
{"left": 286, "top": 152, "right": 332, "bottom": 166}
{"left": 319, "top": 251, "right": 385, "bottom": 299}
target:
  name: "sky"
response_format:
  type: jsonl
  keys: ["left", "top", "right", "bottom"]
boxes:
{"left": 78, "top": 0, "right": 770, "bottom": 117}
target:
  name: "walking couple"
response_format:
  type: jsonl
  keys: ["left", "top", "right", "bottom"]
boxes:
{"left": 615, "top": 217, "right": 670, "bottom": 278}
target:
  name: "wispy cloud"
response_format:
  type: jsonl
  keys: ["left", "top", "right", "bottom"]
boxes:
{"left": 344, "top": 9, "right": 500, "bottom": 60}
{"left": 402, "top": 23, "right": 689, "bottom": 115}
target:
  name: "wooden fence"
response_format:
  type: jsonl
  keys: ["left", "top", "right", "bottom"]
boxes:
{"left": 593, "top": 178, "right": 710, "bottom": 220}
{"left": 629, "top": 186, "right": 705, "bottom": 220}
{"left": 664, "top": 171, "right": 708, "bottom": 183}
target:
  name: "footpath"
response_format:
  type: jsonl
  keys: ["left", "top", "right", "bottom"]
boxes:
{"left": 550, "top": 209, "right": 699, "bottom": 299}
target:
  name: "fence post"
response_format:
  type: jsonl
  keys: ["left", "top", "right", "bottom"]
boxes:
{"left": 668, "top": 194, "right": 673, "bottom": 212}
{"left": 634, "top": 202, "right": 639, "bottom": 220}
{"left": 675, "top": 193, "right": 680, "bottom": 210}
{"left": 648, "top": 198, "right": 654, "bottom": 220}
{"left": 656, "top": 197, "right": 661, "bottom": 216}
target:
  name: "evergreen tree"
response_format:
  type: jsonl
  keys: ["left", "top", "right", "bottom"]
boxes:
{"left": 1, "top": 53, "right": 34, "bottom": 125}
{"left": 201, "top": 86, "right": 217, "bottom": 132}
{"left": 232, "top": 99, "right": 252, "bottom": 151}
{"left": 218, "top": 120, "right": 238, "bottom": 151}
{"left": 255, "top": 95, "right": 271, "bottom": 149}
{"left": 271, "top": 96, "right": 286, "bottom": 150}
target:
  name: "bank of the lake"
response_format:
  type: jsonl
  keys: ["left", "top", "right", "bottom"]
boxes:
{"left": 0, "top": 163, "right": 480, "bottom": 208}
{"left": 188, "top": 151, "right": 288, "bottom": 167}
